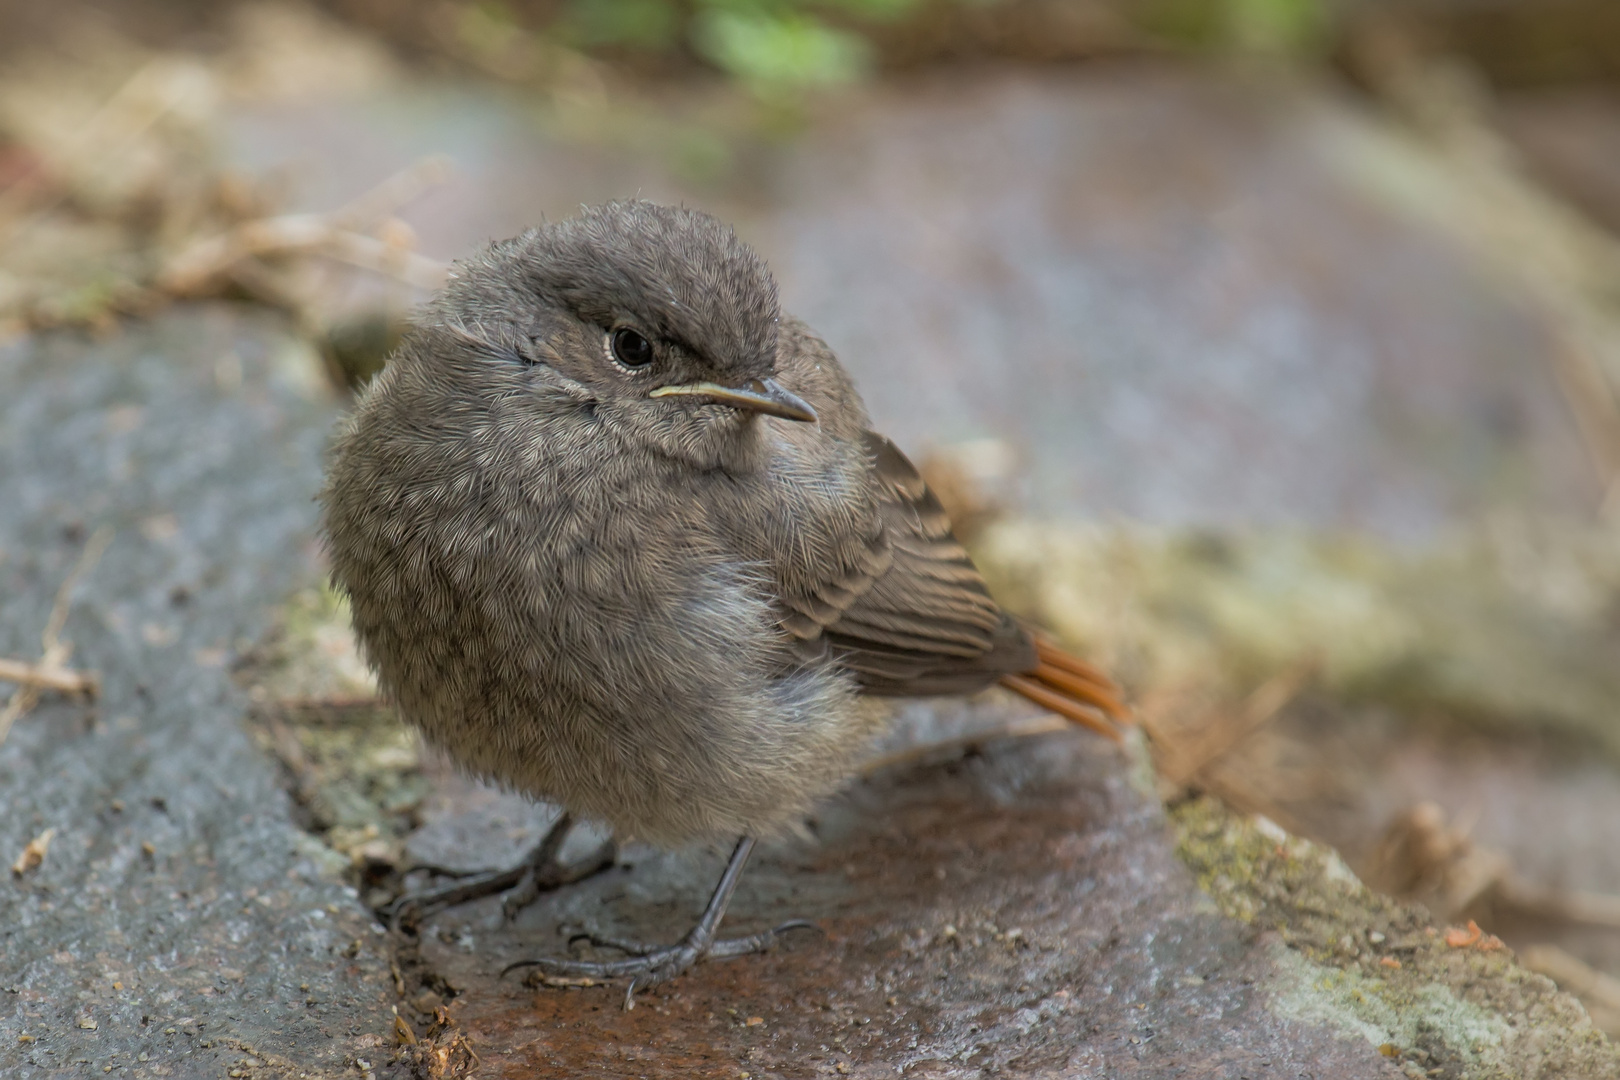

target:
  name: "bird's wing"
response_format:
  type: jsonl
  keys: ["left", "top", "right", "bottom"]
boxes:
{"left": 779, "top": 431, "right": 1036, "bottom": 696}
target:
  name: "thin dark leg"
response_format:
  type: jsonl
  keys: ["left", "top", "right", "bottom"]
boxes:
{"left": 388, "top": 812, "right": 615, "bottom": 927}
{"left": 503, "top": 835, "right": 816, "bottom": 1008}
{"left": 502, "top": 816, "right": 618, "bottom": 920}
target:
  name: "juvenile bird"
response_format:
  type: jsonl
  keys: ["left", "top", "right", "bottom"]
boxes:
{"left": 320, "top": 201, "right": 1126, "bottom": 999}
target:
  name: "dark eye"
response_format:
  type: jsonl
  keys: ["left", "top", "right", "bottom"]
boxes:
{"left": 611, "top": 327, "right": 654, "bottom": 369}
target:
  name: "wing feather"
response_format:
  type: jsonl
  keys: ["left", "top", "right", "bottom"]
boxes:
{"left": 780, "top": 431, "right": 1035, "bottom": 693}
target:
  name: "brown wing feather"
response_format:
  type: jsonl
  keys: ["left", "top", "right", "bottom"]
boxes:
{"left": 765, "top": 319, "right": 1129, "bottom": 733}
{"left": 783, "top": 431, "right": 1036, "bottom": 695}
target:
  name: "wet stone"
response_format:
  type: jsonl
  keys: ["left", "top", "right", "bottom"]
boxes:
{"left": 404, "top": 711, "right": 1406, "bottom": 1077}
{"left": 2, "top": 302, "right": 1611, "bottom": 1078}
{"left": 0, "top": 307, "right": 395, "bottom": 1079}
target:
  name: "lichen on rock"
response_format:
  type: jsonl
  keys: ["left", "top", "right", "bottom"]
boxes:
{"left": 1173, "top": 796, "right": 1620, "bottom": 1079}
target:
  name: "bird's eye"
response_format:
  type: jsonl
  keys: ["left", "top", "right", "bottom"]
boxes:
{"left": 611, "top": 327, "right": 654, "bottom": 369}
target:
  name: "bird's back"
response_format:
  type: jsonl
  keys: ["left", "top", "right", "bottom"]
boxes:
{"left": 750, "top": 320, "right": 1123, "bottom": 734}
{"left": 737, "top": 318, "right": 1039, "bottom": 696}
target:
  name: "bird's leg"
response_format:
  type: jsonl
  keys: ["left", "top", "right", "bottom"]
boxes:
{"left": 502, "top": 816, "right": 618, "bottom": 921}
{"left": 389, "top": 812, "right": 616, "bottom": 926}
{"left": 503, "top": 835, "right": 815, "bottom": 1008}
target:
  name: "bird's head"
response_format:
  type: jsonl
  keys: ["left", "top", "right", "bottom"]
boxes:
{"left": 409, "top": 200, "right": 816, "bottom": 471}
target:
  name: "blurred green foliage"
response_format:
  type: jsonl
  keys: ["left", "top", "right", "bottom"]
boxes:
{"left": 445, "top": 0, "right": 1335, "bottom": 99}
{"left": 564, "top": 0, "right": 685, "bottom": 49}
{"left": 557, "top": 0, "right": 918, "bottom": 95}
{"left": 638, "top": 0, "right": 926, "bottom": 96}
{"left": 1140, "top": 0, "right": 1329, "bottom": 56}
{"left": 691, "top": 7, "right": 874, "bottom": 93}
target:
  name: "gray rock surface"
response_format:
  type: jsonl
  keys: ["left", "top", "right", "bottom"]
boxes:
{"left": 0, "top": 303, "right": 1409, "bottom": 1079}
{"left": 402, "top": 705, "right": 1409, "bottom": 1078}
{"left": 8, "top": 55, "right": 1620, "bottom": 1065}
{"left": 1, "top": 297, "right": 1613, "bottom": 1077}
{"left": 0, "top": 307, "right": 396, "bottom": 1079}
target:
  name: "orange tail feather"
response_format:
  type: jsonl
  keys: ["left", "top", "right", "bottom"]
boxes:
{"left": 1032, "top": 639, "right": 1116, "bottom": 692}
{"left": 1000, "top": 639, "right": 1131, "bottom": 743}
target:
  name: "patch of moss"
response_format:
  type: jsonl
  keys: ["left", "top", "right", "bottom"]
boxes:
{"left": 257, "top": 584, "right": 377, "bottom": 699}
{"left": 240, "top": 586, "right": 425, "bottom": 906}
{"left": 1172, "top": 797, "right": 1620, "bottom": 1079}
{"left": 250, "top": 701, "right": 429, "bottom": 843}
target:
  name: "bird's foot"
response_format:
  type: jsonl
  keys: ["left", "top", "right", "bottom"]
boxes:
{"left": 387, "top": 813, "right": 615, "bottom": 927}
{"left": 503, "top": 836, "right": 811, "bottom": 1009}
{"left": 498, "top": 837, "right": 617, "bottom": 921}
{"left": 505, "top": 919, "right": 817, "bottom": 1008}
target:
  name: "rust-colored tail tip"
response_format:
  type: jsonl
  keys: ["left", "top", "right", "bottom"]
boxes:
{"left": 1000, "top": 638, "right": 1132, "bottom": 743}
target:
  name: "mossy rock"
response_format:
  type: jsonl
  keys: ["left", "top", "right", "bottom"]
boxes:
{"left": 1173, "top": 796, "right": 1619, "bottom": 1079}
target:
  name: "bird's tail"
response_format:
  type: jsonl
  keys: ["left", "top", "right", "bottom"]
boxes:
{"left": 1000, "top": 639, "right": 1131, "bottom": 743}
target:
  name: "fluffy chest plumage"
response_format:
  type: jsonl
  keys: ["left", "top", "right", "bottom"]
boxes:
{"left": 323, "top": 393, "right": 876, "bottom": 842}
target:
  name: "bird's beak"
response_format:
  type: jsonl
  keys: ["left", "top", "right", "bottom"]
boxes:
{"left": 649, "top": 377, "right": 818, "bottom": 423}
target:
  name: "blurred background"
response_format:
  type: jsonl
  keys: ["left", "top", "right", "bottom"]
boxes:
{"left": 4, "top": 0, "right": 1620, "bottom": 1038}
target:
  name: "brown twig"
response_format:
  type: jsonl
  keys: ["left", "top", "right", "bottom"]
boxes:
{"left": 156, "top": 156, "right": 455, "bottom": 299}
{"left": 0, "top": 57, "right": 195, "bottom": 236}
{"left": 1346, "top": 44, "right": 1620, "bottom": 511}
{"left": 158, "top": 213, "right": 448, "bottom": 296}
{"left": 1522, "top": 945, "right": 1620, "bottom": 1009}
{"left": 1152, "top": 658, "right": 1318, "bottom": 790}
{"left": 0, "top": 658, "right": 97, "bottom": 695}
{"left": 330, "top": 156, "right": 454, "bottom": 232}
{"left": 1366, "top": 799, "right": 1620, "bottom": 931}
{"left": 1500, "top": 878, "right": 1620, "bottom": 931}
{"left": 1545, "top": 322, "right": 1620, "bottom": 500}
{"left": 0, "top": 527, "right": 112, "bottom": 748}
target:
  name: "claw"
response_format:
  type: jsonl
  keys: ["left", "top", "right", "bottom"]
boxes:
{"left": 387, "top": 813, "right": 614, "bottom": 928}
{"left": 501, "top": 837, "right": 809, "bottom": 1007}
{"left": 567, "top": 930, "right": 660, "bottom": 956}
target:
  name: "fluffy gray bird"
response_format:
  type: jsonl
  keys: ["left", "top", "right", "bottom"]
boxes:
{"left": 320, "top": 201, "right": 1125, "bottom": 998}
